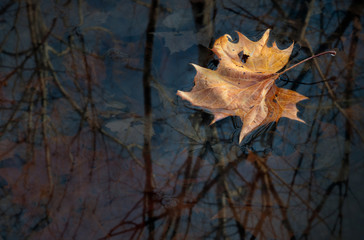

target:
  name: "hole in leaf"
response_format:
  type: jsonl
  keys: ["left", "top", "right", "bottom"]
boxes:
{"left": 238, "top": 51, "right": 250, "bottom": 63}
{"left": 207, "top": 59, "right": 219, "bottom": 70}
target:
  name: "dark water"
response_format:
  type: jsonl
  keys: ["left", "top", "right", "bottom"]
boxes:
{"left": 0, "top": 0, "right": 363, "bottom": 239}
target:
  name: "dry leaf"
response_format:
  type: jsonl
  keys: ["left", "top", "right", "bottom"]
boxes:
{"left": 177, "top": 29, "right": 308, "bottom": 143}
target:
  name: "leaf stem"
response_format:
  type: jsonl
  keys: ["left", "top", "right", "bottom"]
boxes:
{"left": 279, "top": 78, "right": 334, "bottom": 85}
{"left": 278, "top": 50, "right": 336, "bottom": 75}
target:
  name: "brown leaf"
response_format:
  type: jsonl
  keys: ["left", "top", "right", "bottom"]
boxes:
{"left": 177, "top": 29, "right": 308, "bottom": 143}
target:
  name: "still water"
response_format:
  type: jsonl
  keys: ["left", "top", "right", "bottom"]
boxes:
{"left": 0, "top": 0, "right": 363, "bottom": 239}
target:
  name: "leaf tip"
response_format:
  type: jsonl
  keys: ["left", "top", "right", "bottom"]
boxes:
{"left": 238, "top": 131, "right": 246, "bottom": 144}
{"left": 189, "top": 63, "right": 205, "bottom": 74}
{"left": 176, "top": 90, "right": 187, "bottom": 99}
{"left": 225, "top": 34, "right": 233, "bottom": 42}
{"left": 189, "top": 63, "right": 202, "bottom": 71}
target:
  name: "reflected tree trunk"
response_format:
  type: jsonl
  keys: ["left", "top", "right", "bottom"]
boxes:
{"left": 142, "top": 0, "right": 159, "bottom": 239}
{"left": 190, "top": 0, "right": 216, "bottom": 66}
{"left": 25, "top": 0, "right": 55, "bottom": 201}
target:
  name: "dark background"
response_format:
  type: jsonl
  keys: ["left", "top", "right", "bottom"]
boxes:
{"left": 0, "top": 0, "right": 363, "bottom": 239}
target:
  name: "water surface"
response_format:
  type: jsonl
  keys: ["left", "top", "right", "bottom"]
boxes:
{"left": 0, "top": 0, "right": 363, "bottom": 239}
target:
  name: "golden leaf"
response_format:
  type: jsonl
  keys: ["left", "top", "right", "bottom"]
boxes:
{"left": 177, "top": 29, "right": 310, "bottom": 143}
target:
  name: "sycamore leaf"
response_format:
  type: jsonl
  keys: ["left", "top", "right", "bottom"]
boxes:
{"left": 177, "top": 29, "right": 334, "bottom": 143}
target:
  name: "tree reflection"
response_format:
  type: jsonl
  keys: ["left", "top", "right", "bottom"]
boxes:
{"left": 0, "top": 0, "right": 363, "bottom": 239}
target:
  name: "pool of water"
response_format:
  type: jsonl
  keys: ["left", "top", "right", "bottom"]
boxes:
{"left": 0, "top": 0, "right": 363, "bottom": 239}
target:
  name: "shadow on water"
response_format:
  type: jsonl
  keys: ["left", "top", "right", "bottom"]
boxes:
{"left": 0, "top": 0, "right": 364, "bottom": 239}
